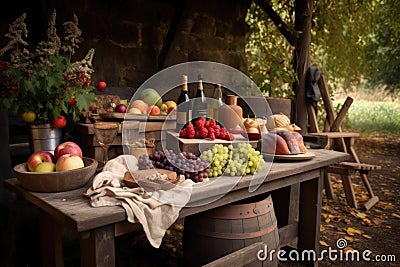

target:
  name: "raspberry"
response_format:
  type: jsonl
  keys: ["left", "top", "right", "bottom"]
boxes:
{"left": 195, "top": 119, "right": 205, "bottom": 129}
{"left": 204, "top": 121, "right": 210, "bottom": 129}
{"left": 187, "top": 130, "right": 195, "bottom": 139}
{"left": 185, "top": 123, "right": 195, "bottom": 138}
{"left": 209, "top": 132, "right": 215, "bottom": 140}
{"left": 209, "top": 119, "right": 217, "bottom": 128}
{"left": 179, "top": 128, "right": 187, "bottom": 138}
{"left": 200, "top": 127, "right": 208, "bottom": 139}
{"left": 225, "top": 133, "right": 234, "bottom": 141}
{"left": 214, "top": 128, "right": 221, "bottom": 138}
{"left": 195, "top": 130, "right": 201, "bottom": 139}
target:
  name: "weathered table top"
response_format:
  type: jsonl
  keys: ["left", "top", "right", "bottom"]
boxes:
{"left": 4, "top": 149, "right": 349, "bottom": 233}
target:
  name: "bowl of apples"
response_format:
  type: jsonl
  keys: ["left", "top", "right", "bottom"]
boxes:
{"left": 13, "top": 142, "right": 98, "bottom": 193}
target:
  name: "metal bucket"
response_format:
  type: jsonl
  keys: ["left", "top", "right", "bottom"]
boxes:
{"left": 29, "top": 124, "right": 64, "bottom": 154}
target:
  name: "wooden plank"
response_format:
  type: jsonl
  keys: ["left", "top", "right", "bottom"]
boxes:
{"left": 339, "top": 162, "right": 381, "bottom": 171}
{"left": 318, "top": 75, "right": 335, "bottom": 132}
{"left": 297, "top": 169, "right": 323, "bottom": 266}
{"left": 330, "top": 96, "right": 353, "bottom": 132}
{"left": 40, "top": 212, "right": 64, "bottom": 267}
{"left": 278, "top": 223, "right": 298, "bottom": 247}
{"left": 363, "top": 196, "right": 379, "bottom": 211}
{"left": 203, "top": 241, "right": 267, "bottom": 267}
{"left": 340, "top": 172, "right": 358, "bottom": 209}
{"left": 80, "top": 225, "right": 115, "bottom": 267}
{"left": 308, "top": 132, "right": 360, "bottom": 139}
{"left": 307, "top": 104, "right": 319, "bottom": 133}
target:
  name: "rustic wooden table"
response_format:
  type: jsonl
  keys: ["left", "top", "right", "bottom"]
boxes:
{"left": 4, "top": 149, "right": 349, "bottom": 267}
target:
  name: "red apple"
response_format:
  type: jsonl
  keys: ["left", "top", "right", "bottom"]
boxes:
{"left": 52, "top": 115, "right": 67, "bottom": 129}
{"left": 55, "top": 154, "right": 84, "bottom": 171}
{"left": 148, "top": 105, "right": 161, "bottom": 115}
{"left": 54, "top": 141, "right": 83, "bottom": 160}
{"left": 27, "top": 151, "right": 55, "bottom": 172}
{"left": 97, "top": 81, "right": 107, "bottom": 91}
{"left": 116, "top": 103, "right": 127, "bottom": 113}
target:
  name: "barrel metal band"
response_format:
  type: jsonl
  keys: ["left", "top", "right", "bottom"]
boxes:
{"left": 196, "top": 222, "right": 278, "bottom": 240}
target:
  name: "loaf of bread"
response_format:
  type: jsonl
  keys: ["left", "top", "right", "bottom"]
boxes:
{"left": 261, "top": 130, "right": 307, "bottom": 155}
{"left": 123, "top": 168, "right": 179, "bottom": 191}
{"left": 276, "top": 130, "right": 301, "bottom": 154}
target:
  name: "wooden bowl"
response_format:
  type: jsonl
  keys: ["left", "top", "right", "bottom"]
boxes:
{"left": 13, "top": 157, "right": 98, "bottom": 193}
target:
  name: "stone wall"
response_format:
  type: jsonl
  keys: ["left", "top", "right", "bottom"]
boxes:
{"left": 1, "top": 0, "right": 251, "bottom": 94}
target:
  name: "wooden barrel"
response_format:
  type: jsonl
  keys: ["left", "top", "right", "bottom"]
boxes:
{"left": 183, "top": 195, "right": 279, "bottom": 267}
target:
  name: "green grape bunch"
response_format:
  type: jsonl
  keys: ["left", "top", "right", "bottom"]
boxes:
{"left": 200, "top": 143, "right": 265, "bottom": 177}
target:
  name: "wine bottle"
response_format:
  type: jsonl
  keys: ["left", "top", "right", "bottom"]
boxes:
{"left": 209, "top": 83, "right": 224, "bottom": 122}
{"left": 175, "top": 75, "right": 192, "bottom": 132}
{"left": 192, "top": 76, "right": 208, "bottom": 121}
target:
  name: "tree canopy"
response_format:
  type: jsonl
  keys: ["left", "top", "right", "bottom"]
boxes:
{"left": 246, "top": 0, "right": 400, "bottom": 97}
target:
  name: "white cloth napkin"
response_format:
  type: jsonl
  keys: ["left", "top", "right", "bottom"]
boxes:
{"left": 85, "top": 155, "right": 194, "bottom": 248}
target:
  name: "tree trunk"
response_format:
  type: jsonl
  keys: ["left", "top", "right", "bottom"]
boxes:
{"left": 292, "top": 0, "right": 313, "bottom": 133}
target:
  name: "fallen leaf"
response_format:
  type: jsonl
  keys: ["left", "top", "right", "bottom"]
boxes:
{"left": 344, "top": 236, "right": 354, "bottom": 242}
{"left": 392, "top": 213, "right": 400, "bottom": 219}
{"left": 362, "top": 234, "right": 372, "bottom": 239}
{"left": 320, "top": 240, "right": 329, "bottom": 247}
{"left": 346, "top": 227, "right": 362, "bottom": 236}
{"left": 356, "top": 212, "right": 368, "bottom": 219}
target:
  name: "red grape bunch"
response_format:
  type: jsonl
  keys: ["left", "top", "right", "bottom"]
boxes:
{"left": 138, "top": 150, "right": 210, "bottom": 183}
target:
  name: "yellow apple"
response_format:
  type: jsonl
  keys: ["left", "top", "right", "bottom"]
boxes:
{"left": 128, "top": 107, "right": 143, "bottom": 114}
{"left": 55, "top": 154, "right": 84, "bottom": 171}
{"left": 33, "top": 162, "right": 56, "bottom": 172}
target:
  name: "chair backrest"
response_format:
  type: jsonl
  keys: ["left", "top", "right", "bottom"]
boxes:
{"left": 307, "top": 74, "right": 353, "bottom": 134}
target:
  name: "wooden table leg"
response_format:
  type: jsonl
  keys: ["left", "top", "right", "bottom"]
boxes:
{"left": 40, "top": 212, "right": 64, "bottom": 267}
{"left": 297, "top": 169, "right": 323, "bottom": 266}
{"left": 80, "top": 225, "right": 115, "bottom": 267}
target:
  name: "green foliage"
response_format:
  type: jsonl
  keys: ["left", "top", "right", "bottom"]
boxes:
{"left": 364, "top": 0, "right": 400, "bottom": 89}
{"left": 245, "top": 1, "right": 296, "bottom": 98}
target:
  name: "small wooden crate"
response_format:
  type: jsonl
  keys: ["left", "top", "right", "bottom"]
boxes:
{"left": 73, "top": 119, "right": 175, "bottom": 162}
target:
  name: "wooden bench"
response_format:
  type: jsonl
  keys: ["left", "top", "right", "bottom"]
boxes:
{"left": 326, "top": 162, "right": 381, "bottom": 210}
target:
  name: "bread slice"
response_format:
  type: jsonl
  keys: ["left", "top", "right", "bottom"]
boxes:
{"left": 123, "top": 168, "right": 179, "bottom": 191}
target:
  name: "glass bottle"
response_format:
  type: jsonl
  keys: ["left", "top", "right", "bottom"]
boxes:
{"left": 209, "top": 83, "right": 224, "bottom": 122}
{"left": 175, "top": 75, "right": 192, "bottom": 132}
{"left": 219, "top": 95, "right": 243, "bottom": 130}
{"left": 192, "top": 76, "right": 208, "bottom": 121}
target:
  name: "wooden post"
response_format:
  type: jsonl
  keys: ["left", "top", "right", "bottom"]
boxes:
{"left": 293, "top": 0, "right": 314, "bottom": 133}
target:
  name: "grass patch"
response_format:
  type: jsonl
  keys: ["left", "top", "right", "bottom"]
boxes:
{"left": 336, "top": 100, "right": 400, "bottom": 136}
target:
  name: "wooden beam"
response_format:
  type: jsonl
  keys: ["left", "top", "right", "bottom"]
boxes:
{"left": 157, "top": 0, "right": 188, "bottom": 70}
{"left": 254, "top": 0, "right": 296, "bottom": 46}
{"left": 293, "top": 0, "right": 313, "bottom": 133}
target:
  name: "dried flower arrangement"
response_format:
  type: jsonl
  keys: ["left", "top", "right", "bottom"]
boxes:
{"left": 0, "top": 10, "right": 96, "bottom": 127}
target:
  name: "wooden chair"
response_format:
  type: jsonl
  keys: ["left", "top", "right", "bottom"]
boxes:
{"left": 305, "top": 74, "right": 381, "bottom": 210}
